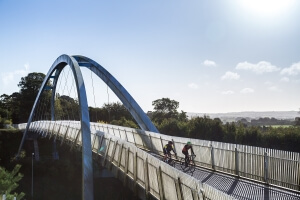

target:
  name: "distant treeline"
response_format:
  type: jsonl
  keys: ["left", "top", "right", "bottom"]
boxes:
{"left": 237, "top": 117, "right": 295, "bottom": 126}
{"left": 1, "top": 72, "right": 300, "bottom": 153}
{"left": 146, "top": 98, "right": 300, "bottom": 153}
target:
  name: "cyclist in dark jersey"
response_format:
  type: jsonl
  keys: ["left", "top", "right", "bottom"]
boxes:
{"left": 182, "top": 141, "right": 194, "bottom": 167}
{"left": 163, "top": 141, "right": 176, "bottom": 162}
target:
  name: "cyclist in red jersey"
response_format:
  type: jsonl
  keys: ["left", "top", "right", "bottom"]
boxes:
{"left": 182, "top": 141, "right": 194, "bottom": 167}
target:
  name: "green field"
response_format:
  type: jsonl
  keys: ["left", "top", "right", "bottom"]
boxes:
{"left": 263, "top": 125, "right": 293, "bottom": 128}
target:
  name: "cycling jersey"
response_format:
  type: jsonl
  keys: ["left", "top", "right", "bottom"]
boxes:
{"left": 182, "top": 145, "right": 194, "bottom": 154}
{"left": 163, "top": 144, "right": 175, "bottom": 155}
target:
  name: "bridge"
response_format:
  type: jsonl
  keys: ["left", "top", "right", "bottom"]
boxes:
{"left": 16, "top": 55, "right": 300, "bottom": 200}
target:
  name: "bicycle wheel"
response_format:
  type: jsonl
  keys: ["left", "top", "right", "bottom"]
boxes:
{"left": 188, "top": 159, "right": 196, "bottom": 173}
{"left": 168, "top": 159, "right": 175, "bottom": 167}
{"left": 180, "top": 158, "right": 187, "bottom": 170}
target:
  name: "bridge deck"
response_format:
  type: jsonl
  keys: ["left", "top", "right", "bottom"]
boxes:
{"left": 152, "top": 154, "right": 300, "bottom": 200}
{"left": 192, "top": 166, "right": 299, "bottom": 200}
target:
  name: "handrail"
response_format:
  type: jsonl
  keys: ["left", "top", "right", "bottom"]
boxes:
{"left": 18, "top": 121, "right": 236, "bottom": 200}
{"left": 17, "top": 120, "right": 300, "bottom": 193}
{"left": 91, "top": 122, "right": 300, "bottom": 191}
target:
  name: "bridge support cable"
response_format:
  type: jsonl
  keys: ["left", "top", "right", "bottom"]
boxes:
{"left": 17, "top": 55, "right": 94, "bottom": 200}
{"left": 72, "top": 55, "right": 159, "bottom": 133}
{"left": 89, "top": 70, "right": 99, "bottom": 122}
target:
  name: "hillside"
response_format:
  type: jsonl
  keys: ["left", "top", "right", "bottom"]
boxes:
{"left": 188, "top": 111, "right": 300, "bottom": 123}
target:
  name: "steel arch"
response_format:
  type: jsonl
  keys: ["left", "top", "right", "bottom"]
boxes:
{"left": 18, "top": 54, "right": 159, "bottom": 200}
{"left": 17, "top": 54, "right": 94, "bottom": 200}
{"left": 72, "top": 55, "right": 159, "bottom": 133}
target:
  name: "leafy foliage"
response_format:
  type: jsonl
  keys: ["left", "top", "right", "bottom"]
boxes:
{"left": 150, "top": 97, "right": 187, "bottom": 124}
{"left": 110, "top": 117, "right": 138, "bottom": 129}
{"left": 0, "top": 164, "right": 25, "bottom": 200}
{"left": 89, "top": 102, "right": 136, "bottom": 124}
{"left": 149, "top": 98, "right": 300, "bottom": 152}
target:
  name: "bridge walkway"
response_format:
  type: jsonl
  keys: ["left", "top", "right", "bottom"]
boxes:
{"left": 151, "top": 154, "right": 300, "bottom": 200}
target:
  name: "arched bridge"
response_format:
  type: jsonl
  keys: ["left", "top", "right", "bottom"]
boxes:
{"left": 16, "top": 55, "right": 300, "bottom": 200}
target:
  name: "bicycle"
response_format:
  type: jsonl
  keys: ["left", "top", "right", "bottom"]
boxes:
{"left": 162, "top": 154, "right": 176, "bottom": 167}
{"left": 180, "top": 154, "right": 196, "bottom": 173}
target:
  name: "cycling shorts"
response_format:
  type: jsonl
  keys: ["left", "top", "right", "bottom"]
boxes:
{"left": 163, "top": 148, "right": 171, "bottom": 155}
{"left": 182, "top": 150, "right": 188, "bottom": 156}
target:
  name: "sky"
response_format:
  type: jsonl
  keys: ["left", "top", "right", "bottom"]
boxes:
{"left": 0, "top": 0, "right": 300, "bottom": 114}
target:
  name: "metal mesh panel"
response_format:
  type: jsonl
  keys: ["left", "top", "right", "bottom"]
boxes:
{"left": 148, "top": 163, "right": 160, "bottom": 197}
{"left": 181, "top": 184, "right": 194, "bottom": 200}
{"left": 127, "top": 151, "right": 134, "bottom": 177}
{"left": 237, "top": 145, "right": 264, "bottom": 181}
{"left": 113, "top": 143, "right": 120, "bottom": 163}
{"left": 120, "top": 146, "right": 126, "bottom": 170}
{"left": 161, "top": 172, "right": 178, "bottom": 200}
{"left": 148, "top": 134, "right": 163, "bottom": 154}
{"left": 107, "top": 140, "right": 115, "bottom": 160}
{"left": 125, "top": 129, "right": 135, "bottom": 144}
{"left": 117, "top": 128, "right": 128, "bottom": 141}
{"left": 268, "top": 149, "right": 300, "bottom": 190}
{"left": 139, "top": 131, "right": 153, "bottom": 151}
{"left": 132, "top": 132, "right": 144, "bottom": 148}
{"left": 136, "top": 156, "right": 145, "bottom": 186}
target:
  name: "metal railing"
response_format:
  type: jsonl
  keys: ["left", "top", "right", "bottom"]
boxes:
{"left": 17, "top": 121, "right": 236, "bottom": 200}
{"left": 89, "top": 122, "right": 300, "bottom": 191}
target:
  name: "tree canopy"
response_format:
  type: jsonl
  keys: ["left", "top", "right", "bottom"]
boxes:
{"left": 0, "top": 164, "right": 25, "bottom": 200}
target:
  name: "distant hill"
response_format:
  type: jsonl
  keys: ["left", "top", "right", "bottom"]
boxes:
{"left": 187, "top": 111, "right": 300, "bottom": 123}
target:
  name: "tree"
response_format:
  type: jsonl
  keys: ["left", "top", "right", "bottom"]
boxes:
{"left": 17, "top": 73, "right": 46, "bottom": 123}
{"left": 0, "top": 164, "right": 25, "bottom": 200}
{"left": 0, "top": 94, "right": 10, "bottom": 119}
{"left": 157, "top": 118, "right": 188, "bottom": 137}
{"left": 295, "top": 117, "right": 300, "bottom": 126}
{"left": 101, "top": 102, "right": 135, "bottom": 123}
{"left": 55, "top": 95, "right": 79, "bottom": 120}
{"left": 18, "top": 72, "right": 45, "bottom": 94}
{"left": 150, "top": 98, "right": 187, "bottom": 124}
{"left": 152, "top": 98, "right": 179, "bottom": 114}
{"left": 187, "top": 116, "right": 224, "bottom": 141}
{"left": 8, "top": 93, "right": 22, "bottom": 124}
{"left": 110, "top": 117, "right": 138, "bottom": 129}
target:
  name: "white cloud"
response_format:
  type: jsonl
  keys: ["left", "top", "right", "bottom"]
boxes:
{"left": 203, "top": 60, "right": 216, "bottom": 67}
{"left": 280, "top": 77, "right": 290, "bottom": 82}
{"left": 240, "top": 88, "right": 254, "bottom": 94}
{"left": 221, "top": 71, "right": 240, "bottom": 80}
{"left": 1, "top": 64, "right": 30, "bottom": 85}
{"left": 188, "top": 83, "right": 198, "bottom": 89}
{"left": 280, "top": 62, "right": 300, "bottom": 76}
{"left": 221, "top": 90, "right": 234, "bottom": 95}
{"left": 236, "top": 61, "right": 280, "bottom": 74}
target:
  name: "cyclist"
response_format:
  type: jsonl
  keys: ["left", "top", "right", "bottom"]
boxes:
{"left": 182, "top": 141, "right": 195, "bottom": 167}
{"left": 163, "top": 141, "right": 176, "bottom": 163}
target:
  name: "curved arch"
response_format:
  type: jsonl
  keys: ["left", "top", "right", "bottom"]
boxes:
{"left": 17, "top": 54, "right": 94, "bottom": 200}
{"left": 72, "top": 55, "right": 159, "bottom": 133}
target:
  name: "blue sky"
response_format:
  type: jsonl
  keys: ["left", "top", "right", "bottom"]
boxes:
{"left": 0, "top": 0, "right": 300, "bottom": 113}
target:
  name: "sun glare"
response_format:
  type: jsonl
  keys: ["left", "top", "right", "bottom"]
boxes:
{"left": 239, "top": 0, "right": 295, "bottom": 17}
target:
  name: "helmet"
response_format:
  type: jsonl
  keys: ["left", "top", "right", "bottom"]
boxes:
{"left": 168, "top": 141, "right": 173, "bottom": 145}
{"left": 187, "top": 141, "right": 191, "bottom": 145}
